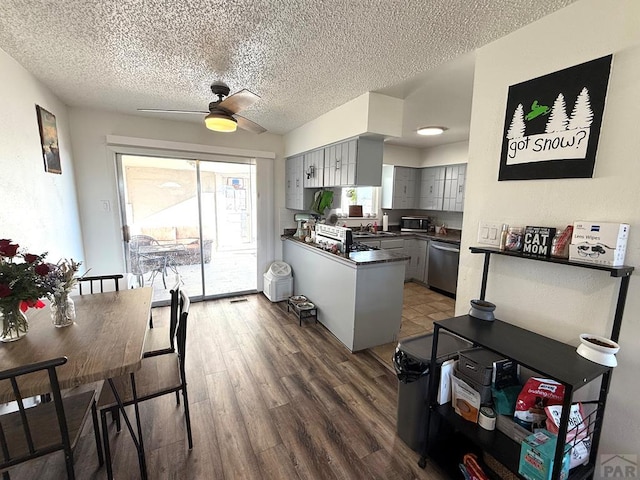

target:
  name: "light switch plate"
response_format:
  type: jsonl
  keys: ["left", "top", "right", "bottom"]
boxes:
{"left": 477, "top": 221, "right": 502, "bottom": 246}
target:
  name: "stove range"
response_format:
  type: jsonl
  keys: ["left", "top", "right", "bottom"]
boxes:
{"left": 350, "top": 242, "right": 379, "bottom": 252}
{"left": 315, "top": 224, "right": 353, "bottom": 257}
{"left": 314, "top": 225, "right": 380, "bottom": 256}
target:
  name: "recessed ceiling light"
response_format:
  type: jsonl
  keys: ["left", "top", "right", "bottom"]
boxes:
{"left": 417, "top": 126, "right": 447, "bottom": 136}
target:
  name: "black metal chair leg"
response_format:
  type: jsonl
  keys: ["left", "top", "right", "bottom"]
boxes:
{"left": 110, "top": 406, "right": 121, "bottom": 432}
{"left": 101, "top": 410, "right": 113, "bottom": 480}
{"left": 182, "top": 387, "right": 193, "bottom": 449}
{"left": 63, "top": 445, "right": 76, "bottom": 480}
{"left": 91, "top": 401, "right": 104, "bottom": 466}
{"left": 175, "top": 391, "right": 180, "bottom": 405}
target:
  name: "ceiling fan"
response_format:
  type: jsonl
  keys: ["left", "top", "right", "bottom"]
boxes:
{"left": 138, "top": 81, "right": 266, "bottom": 134}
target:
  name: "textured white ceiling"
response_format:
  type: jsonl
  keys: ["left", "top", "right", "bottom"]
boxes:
{"left": 0, "top": 0, "right": 574, "bottom": 141}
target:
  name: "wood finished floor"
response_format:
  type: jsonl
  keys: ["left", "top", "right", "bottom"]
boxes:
{"left": 7, "top": 283, "right": 453, "bottom": 479}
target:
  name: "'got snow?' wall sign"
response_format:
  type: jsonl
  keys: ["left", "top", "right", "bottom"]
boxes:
{"left": 498, "top": 55, "right": 612, "bottom": 181}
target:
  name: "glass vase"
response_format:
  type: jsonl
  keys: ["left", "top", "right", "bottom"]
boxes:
{"left": 0, "top": 304, "right": 29, "bottom": 342}
{"left": 50, "top": 295, "right": 76, "bottom": 328}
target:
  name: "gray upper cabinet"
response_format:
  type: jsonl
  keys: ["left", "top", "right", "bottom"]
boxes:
{"left": 418, "top": 166, "right": 445, "bottom": 210}
{"left": 303, "top": 149, "right": 324, "bottom": 188}
{"left": 442, "top": 164, "right": 466, "bottom": 212}
{"left": 285, "top": 155, "right": 305, "bottom": 210}
{"left": 381, "top": 165, "right": 419, "bottom": 209}
{"left": 417, "top": 164, "right": 466, "bottom": 212}
{"left": 323, "top": 137, "right": 383, "bottom": 187}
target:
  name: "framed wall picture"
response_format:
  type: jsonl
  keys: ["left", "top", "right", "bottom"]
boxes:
{"left": 498, "top": 55, "right": 612, "bottom": 181}
{"left": 35, "top": 105, "right": 61, "bottom": 174}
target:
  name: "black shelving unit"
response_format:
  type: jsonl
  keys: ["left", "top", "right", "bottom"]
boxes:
{"left": 418, "top": 246, "right": 633, "bottom": 479}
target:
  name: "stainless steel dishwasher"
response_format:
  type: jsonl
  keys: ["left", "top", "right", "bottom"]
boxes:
{"left": 427, "top": 241, "right": 460, "bottom": 295}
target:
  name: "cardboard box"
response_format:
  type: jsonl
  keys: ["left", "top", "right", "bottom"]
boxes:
{"left": 569, "top": 221, "right": 629, "bottom": 266}
{"left": 519, "top": 430, "right": 570, "bottom": 480}
{"left": 451, "top": 375, "right": 481, "bottom": 423}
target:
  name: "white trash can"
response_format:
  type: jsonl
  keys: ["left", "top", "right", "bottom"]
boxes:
{"left": 263, "top": 261, "right": 293, "bottom": 302}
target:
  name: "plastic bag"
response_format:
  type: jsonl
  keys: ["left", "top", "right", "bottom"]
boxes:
{"left": 514, "top": 377, "right": 565, "bottom": 430}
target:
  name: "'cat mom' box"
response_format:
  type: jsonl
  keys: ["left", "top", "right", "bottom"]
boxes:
{"left": 569, "top": 222, "right": 629, "bottom": 266}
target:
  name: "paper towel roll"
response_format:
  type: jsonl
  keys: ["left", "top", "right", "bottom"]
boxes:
{"left": 382, "top": 213, "right": 389, "bottom": 232}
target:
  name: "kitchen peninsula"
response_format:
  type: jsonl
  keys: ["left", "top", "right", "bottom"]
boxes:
{"left": 283, "top": 236, "right": 409, "bottom": 352}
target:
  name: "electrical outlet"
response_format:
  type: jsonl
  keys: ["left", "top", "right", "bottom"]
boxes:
{"left": 477, "top": 221, "right": 502, "bottom": 246}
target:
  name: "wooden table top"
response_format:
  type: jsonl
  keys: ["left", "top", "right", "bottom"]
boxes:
{"left": 0, "top": 288, "right": 152, "bottom": 403}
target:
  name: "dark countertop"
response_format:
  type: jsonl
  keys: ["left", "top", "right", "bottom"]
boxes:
{"left": 352, "top": 229, "right": 461, "bottom": 245}
{"left": 282, "top": 236, "right": 410, "bottom": 266}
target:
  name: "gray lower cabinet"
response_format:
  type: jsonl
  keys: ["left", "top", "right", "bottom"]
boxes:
{"left": 402, "top": 238, "right": 428, "bottom": 282}
{"left": 413, "top": 239, "right": 429, "bottom": 283}
{"left": 403, "top": 239, "right": 415, "bottom": 280}
{"left": 381, "top": 238, "right": 405, "bottom": 267}
{"left": 359, "top": 239, "right": 381, "bottom": 249}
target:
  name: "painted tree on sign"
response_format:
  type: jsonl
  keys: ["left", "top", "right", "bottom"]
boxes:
{"left": 567, "top": 87, "right": 594, "bottom": 129}
{"left": 507, "top": 104, "right": 526, "bottom": 139}
{"left": 545, "top": 93, "right": 569, "bottom": 133}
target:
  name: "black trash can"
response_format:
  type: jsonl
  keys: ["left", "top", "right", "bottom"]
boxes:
{"left": 394, "top": 332, "right": 471, "bottom": 452}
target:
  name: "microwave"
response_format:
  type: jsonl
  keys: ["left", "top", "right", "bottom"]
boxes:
{"left": 401, "top": 216, "right": 432, "bottom": 232}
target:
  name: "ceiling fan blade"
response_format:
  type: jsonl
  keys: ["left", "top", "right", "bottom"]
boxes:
{"left": 218, "top": 89, "right": 260, "bottom": 114}
{"left": 235, "top": 115, "right": 267, "bottom": 134}
{"left": 137, "top": 108, "right": 209, "bottom": 115}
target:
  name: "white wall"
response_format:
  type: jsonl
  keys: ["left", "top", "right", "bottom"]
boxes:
{"left": 421, "top": 140, "right": 469, "bottom": 167}
{"left": 382, "top": 144, "right": 422, "bottom": 167}
{"left": 461, "top": 0, "right": 640, "bottom": 456}
{"left": 67, "top": 108, "right": 284, "bottom": 277}
{"left": 284, "top": 92, "right": 403, "bottom": 156}
{"left": 0, "top": 48, "right": 84, "bottom": 262}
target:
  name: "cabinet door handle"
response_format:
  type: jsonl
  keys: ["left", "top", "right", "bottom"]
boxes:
{"left": 459, "top": 185, "right": 463, "bottom": 193}
{"left": 404, "top": 185, "right": 407, "bottom": 194}
{"left": 296, "top": 179, "right": 299, "bottom": 187}
{"left": 335, "top": 159, "right": 340, "bottom": 170}
{"left": 430, "top": 186, "right": 433, "bottom": 194}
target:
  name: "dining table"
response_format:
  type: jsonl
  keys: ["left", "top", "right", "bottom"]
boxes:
{"left": 0, "top": 287, "right": 153, "bottom": 479}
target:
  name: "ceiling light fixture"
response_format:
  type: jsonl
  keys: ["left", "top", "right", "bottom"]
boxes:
{"left": 205, "top": 111, "right": 238, "bottom": 132}
{"left": 417, "top": 126, "right": 447, "bottom": 136}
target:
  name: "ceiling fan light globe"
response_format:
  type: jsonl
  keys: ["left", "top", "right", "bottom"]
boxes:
{"left": 205, "top": 112, "right": 238, "bottom": 132}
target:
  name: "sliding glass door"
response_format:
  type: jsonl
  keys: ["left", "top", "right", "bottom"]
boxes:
{"left": 117, "top": 154, "right": 257, "bottom": 304}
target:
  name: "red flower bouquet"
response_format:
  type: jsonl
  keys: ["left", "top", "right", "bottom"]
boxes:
{"left": 0, "top": 239, "right": 51, "bottom": 341}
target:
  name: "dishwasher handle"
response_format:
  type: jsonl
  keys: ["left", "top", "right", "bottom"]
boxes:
{"left": 430, "top": 243, "right": 460, "bottom": 253}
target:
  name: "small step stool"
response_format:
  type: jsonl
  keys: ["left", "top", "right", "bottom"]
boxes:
{"left": 287, "top": 296, "right": 318, "bottom": 326}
